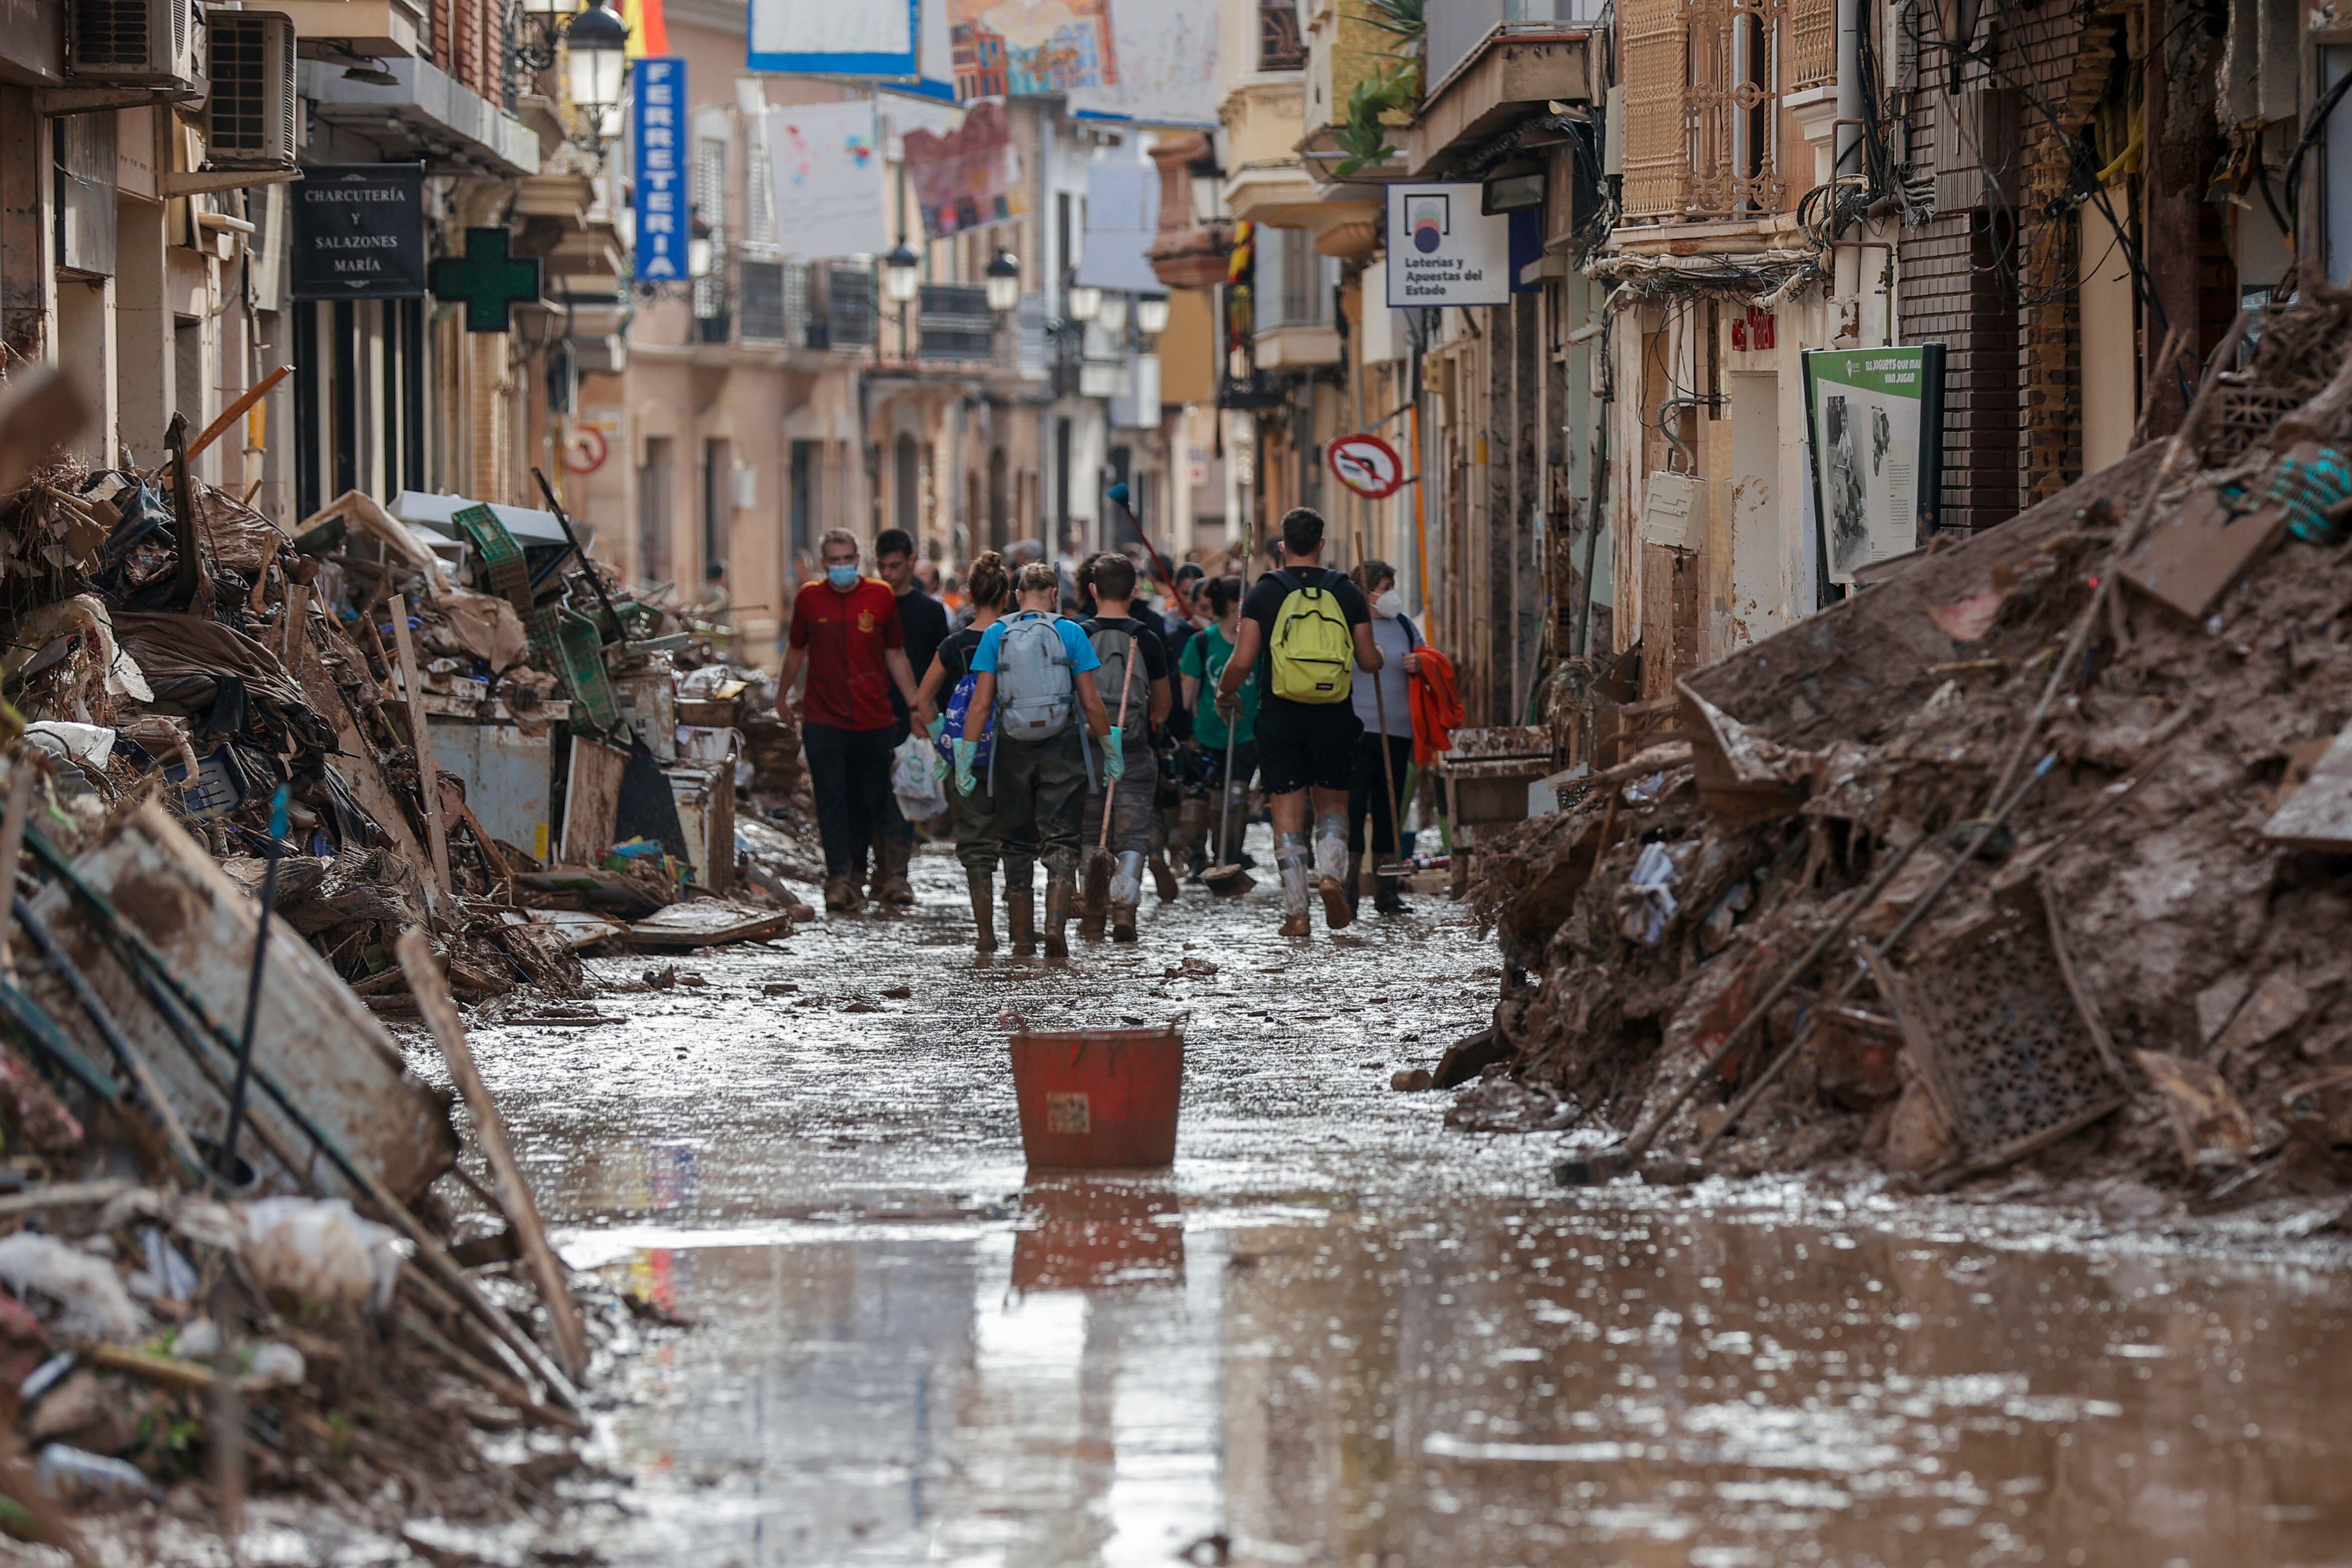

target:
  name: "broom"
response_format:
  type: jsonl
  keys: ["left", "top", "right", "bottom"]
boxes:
{"left": 1202, "top": 718, "right": 1254, "bottom": 896}
{"left": 1081, "top": 648, "right": 1139, "bottom": 927}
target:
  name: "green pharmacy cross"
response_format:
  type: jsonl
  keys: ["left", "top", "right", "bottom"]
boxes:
{"left": 429, "top": 227, "right": 542, "bottom": 333}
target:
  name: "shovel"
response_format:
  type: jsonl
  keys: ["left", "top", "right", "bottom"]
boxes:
{"left": 1202, "top": 721, "right": 1255, "bottom": 897}
{"left": 1082, "top": 652, "right": 1140, "bottom": 927}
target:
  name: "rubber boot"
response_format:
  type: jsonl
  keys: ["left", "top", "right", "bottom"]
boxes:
{"left": 1007, "top": 886, "right": 1038, "bottom": 957}
{"left": 875, "top": 835, "right": 916, "bottom": 908}
{"left": 1078, "top": 848, "right": 1110, "bottom": 939}
{"left": 1109, "top": 850, "right": 1145, "bottom": 942}
{"left": 1044, "top": 873, "right": 1075, "bottom": 959}
{"left": 1375, "top": 870, "right": 1411, "bottom": 916}
{"left": 1276, "top": 832, "right": 1311, "bottom": 938}
{"left": 1314, "top": 813, "right": 1354, "bottom": 931}
{"left": 1149, "top": 847, "right": 1179, "bottom": 902}
{"left": 1344, "top": 850, "right": 1364, "bottom": 915}
{"left": 824, "top": 876, "right": 863, "bottom": 914}
{"left": 967, "top": 867, "right": 998, "bottom": 953}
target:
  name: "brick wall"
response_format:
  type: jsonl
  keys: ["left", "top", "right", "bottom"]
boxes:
{"left": 1898, "top": 209, "right": 2020, "bottom": 532}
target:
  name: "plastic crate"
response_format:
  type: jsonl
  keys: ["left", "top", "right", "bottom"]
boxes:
{"left": 531, "top": 603, "right": 626, "bottom": 737}
{"left": 452, "top": 504, "right": 534, "bottom": 616}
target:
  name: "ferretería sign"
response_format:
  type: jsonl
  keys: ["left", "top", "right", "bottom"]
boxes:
{"left": 291, "top": 164, "right": 428, "bottom": 300}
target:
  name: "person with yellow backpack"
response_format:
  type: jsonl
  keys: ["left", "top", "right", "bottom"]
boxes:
{"left": 1213, "top": 507, "right": 1384, "bottom": 937}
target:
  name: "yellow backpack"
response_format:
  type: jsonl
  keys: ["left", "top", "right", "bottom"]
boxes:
{"left": 1267, "top": 569, "right": 1354, "bottom": 703}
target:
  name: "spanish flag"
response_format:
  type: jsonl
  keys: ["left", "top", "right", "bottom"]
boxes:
{"left": 621, "top": 0, "right": 667, "bottom": 57}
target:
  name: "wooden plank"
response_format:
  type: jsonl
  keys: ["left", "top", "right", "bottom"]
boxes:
{"left": 389, "top": 594, "right": 452, "bottom": 894}
{"left": 396, "top": 930, "right": 589, "bottom": 1384}
{"left": 2119, "top": 483, "right": 2286, "bottom": 620}
{"left": 280, "top": 605, "right": 435, "bottom": 877}
{"left": 2264, "top": 720, "right": 2352, "bottom": 850}
{"left": 560, "top": 735, "right": 627, "bottom": 865}
{"left": 624, "top": 902, "right": 792, "bottom": 950}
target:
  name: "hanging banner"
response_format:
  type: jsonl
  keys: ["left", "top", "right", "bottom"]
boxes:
{"left": 1384, "top": 183, "right": 1510, "bottom": 308}
{"left": 747, "top": 0, "right": 917, "bottom": 75}
{"left": 1066, "top": 0, "right": 1217, "bottom": 124}
{"left": 290, "top": 164, "right": 428, "bottom": 299}
{"left": 1072, "top": 162, "right": 1155, "bottom": 291}
{"left": 947, "top": 0, "right": 1114, "bottom": 98}
{"left": 902, "top": 98, "right": 1025, "bottom": 238}
{"left": 763, "top": 100, "right": 890, "bottom": 259}
{"left": 632, "top": 57, "right": 688, "bottom": 282}
{"left": 1802, "top": 345, "right": 1948, "bottom": 587}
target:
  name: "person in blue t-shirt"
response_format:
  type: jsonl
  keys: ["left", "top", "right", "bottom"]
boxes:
{"left": 958, "top": 562, "right": 1114, "bottom": 958}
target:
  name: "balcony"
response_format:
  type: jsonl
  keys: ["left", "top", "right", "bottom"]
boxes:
{"left": 917, "top": 283, "right": 995, "bottom": 362}
{"left": 276, "top": 0, "right": 427, "bottom": 58}
{"left": 1617, "top": 0, "right": 1806, "bottom": 225}
{"left": 1252, "top": 225, "right": 1341, "bottom": 368}
{"left": 297, "top": 56, "right": 537, "bottom": 177}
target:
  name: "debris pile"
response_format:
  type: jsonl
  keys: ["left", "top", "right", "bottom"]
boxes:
{"left": 1467, "top": 277, "right": 2352, "bottom": 1209}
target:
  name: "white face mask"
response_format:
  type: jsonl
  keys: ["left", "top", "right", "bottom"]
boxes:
{"left": 1374, "top": 589, "right": 1403, "bottom": 619}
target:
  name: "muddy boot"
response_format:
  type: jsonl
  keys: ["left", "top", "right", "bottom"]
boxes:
{"left": 824, "top": 876, "right": 864, "bottom": 914}
{"left": 1078, "top": 848, "right": 1110, "bottom": 939}
{"left": 1314, "top": 814, "right": 1353, "bottom": 931}
{"left": 1044, "top": 874, "right": 1074, "bottom": 959}
{"left": 1374, "top": 870, "right": 1412, "bottom": 916}
{"left": 1148, "top": 847, "right": 1179, "bottom": 902}
{"left": 874, "top": 835, "right": 917, "bottom": 908}
{"left": 1276, "top": 832, "right": 1312, "bottom": 938}
{"left": 1006, "top": 886, "right": 1038, "bottom": 956}
{"left": 1109, "top": 850, "right": 1145, "bottom": 942}
{"left": 966, "top": 867, "right": 998, "bottom": 953}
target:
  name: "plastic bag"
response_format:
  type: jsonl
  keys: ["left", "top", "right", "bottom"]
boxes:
{"left": 242, "top": 1197, "right": 403, "bottom": 1312}
{"left": 0, "top": 1233, "right": 144, "bottom": 1342}
{"left": 1618, "top": 841, "right": 1683, "bottom": 947}
{"left": 893, "top": 733, "right": 949, "bottom": 820}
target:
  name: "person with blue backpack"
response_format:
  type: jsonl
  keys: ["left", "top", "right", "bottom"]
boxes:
{"left": 1213, "top": 508, "right": 1383, "bottom": 938}
{"left": 913, "top": 551, "right": 1019, "bottom": 954}
{"left": 956, "top": 561, "right": 1118, "bottom": 958}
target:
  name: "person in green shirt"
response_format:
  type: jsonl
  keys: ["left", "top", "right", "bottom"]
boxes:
{"left": 1178, "top": 575, "right": 1259, "bottom": 871}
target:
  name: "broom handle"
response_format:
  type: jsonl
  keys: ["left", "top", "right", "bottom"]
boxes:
{"left": 1216, "top": 711, "right": 1240, "bottom": 864}
{"left": 1372, "top": 637, "right": 1404, "bottom": 866}
{"left": 1098, "top": 647, "right": 1137, "bottom": 852}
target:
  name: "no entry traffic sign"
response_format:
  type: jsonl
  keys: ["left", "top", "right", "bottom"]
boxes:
{"left": 1326, "top": 432, "right": 1407, "bottom": 499}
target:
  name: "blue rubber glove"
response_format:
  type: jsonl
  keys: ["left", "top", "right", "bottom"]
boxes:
{"left": 952, "top": 737, "right": 979, "bottom": 796}
{"left": 1102, "top": 726, "right": 1126, "bottom": 784}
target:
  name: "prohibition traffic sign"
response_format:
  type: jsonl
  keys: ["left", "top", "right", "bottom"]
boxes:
{"left": 1326, "top": 432, "right": 1406, "bottom": 499}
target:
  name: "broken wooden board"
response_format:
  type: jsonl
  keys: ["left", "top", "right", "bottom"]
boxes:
{"left": 2264, "top": 722, "right": 2352, "bottom": 851}
{"left": 527, "top": 909, "right": 628, "bottom": 951}
{"left": 561, "top": 736, "right": 628, "bottom": 865}
{"left": 2135, "top": 1050, "right": 2256, "bottom": 1167}
{"left": 2118, "top": 486, "right": 2286, "bottom": 621}
{"left": 23, "top": 803, "right": 458, "bottom": 1203}
{"left": 624, "top": 901, "right": 793, "bottom": 951}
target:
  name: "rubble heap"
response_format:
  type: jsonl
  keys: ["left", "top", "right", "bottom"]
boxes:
{"left": 1466, "top": 277, "right": 2352, "bottom": 1208}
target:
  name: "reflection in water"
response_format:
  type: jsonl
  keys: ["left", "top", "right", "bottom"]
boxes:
{"left": 459, "top": 851, "right": 2352, "bottom": 1567}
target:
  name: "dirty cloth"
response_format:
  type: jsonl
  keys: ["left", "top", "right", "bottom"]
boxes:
{"left": 430, "top": 586, "right": 529, "bottom": 672}
{"left": 994, "top": 727, "right": 1088, "bottom": 890}
{"left": 1409, "top": 647, "right": 1463, "bottom": 769}
{"left": 1081, "top": 743, "right": 1159, "bottom": 858}
{"left": 110, "top": 612, "right": 334, "bottom": 754}
{"left": 1621, "top": 840, "right": 1681, "bottom": 946}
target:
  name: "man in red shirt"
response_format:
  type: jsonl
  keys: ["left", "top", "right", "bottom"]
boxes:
{"left": 779, "top": 527, "right": 922, "bottom": 912}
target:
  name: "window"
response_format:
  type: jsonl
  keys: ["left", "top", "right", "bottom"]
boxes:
{"left": 692, "top": 136, "right": 727, "bottom": 322}
{"left": 790, "top": 440, "right": 819, "bottom": 563}
{"left": 640, "top": 437, "right": 674, "bottom": 584}
{"left": 1259, "top": 0, "right": 1304, "bottom": 70}
{"left": 702, "top": 437, "right": 732, "bottom": 574}
{"left": 740, "top": 260, "right": 788, "bottom": 342}
{"left": 745, "top": 124, "right": 776, "bottom": 248}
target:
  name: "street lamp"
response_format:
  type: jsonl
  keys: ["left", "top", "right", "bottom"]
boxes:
{"left": 1067, "top": 283, "right": 1101, "bottom": 323}
{"left": 511, "top": 0, "right": 569, "bottom": 72}
{"left": 564, "top": 0, "right": 629, "bottom": 144}
{"left": 1135, "top": 294, "right": 1170, "bottom": 337}
{"left": 986, "top": 248, "right": 1022, "bottom": 314}
{"left": 1095, "top": 291, "right": 1128, "bottom": 335}
{"left": 882, "top": 240, "right": 922, "bottom": 305}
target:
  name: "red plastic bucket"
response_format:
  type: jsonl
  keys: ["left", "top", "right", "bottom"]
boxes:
{"left": 1009, "top": 1026, "right": 1185, "bottom": 1169}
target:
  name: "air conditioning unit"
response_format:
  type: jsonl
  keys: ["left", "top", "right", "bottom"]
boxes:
{"left": 67, "top": 0, "right": 199, "bottom": 87}
{"left": 204, "top": 10, "right": 297, "bottom": 169}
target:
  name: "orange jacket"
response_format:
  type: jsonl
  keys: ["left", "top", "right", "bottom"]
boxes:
{"left": 1408, "top": 646, "right": 1463, "bottom": 770}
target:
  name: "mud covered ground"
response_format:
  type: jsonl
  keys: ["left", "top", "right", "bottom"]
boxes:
{"left": 343, "top": 839, "right": 2352, "bottom": 1568}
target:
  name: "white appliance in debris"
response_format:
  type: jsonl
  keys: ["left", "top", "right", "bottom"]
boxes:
{"left": 1639, "top": 470, "right": 1707, "bottom": 552}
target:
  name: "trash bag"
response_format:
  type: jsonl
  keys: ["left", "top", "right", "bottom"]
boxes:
{"left": 893, "top": 732, "right": 949, "bottom": 821}
{"left": 0, "top": 1233, "right": 145, "bottom": 1342}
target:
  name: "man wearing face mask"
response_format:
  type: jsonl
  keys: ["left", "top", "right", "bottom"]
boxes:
{"left": 779, "top": 528, "right": 923, "bottom": 913}
{"left": 1347, "top": 560, "right": 1423, "bottom": 916}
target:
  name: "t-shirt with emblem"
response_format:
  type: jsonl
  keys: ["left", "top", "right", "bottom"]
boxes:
{"left": 788, "top": 577, "right": 905, "bottom": 731}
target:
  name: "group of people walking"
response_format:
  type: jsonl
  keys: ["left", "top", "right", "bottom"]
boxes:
{"left": 778, "top": 505, "right": 1437, "bottom": 955}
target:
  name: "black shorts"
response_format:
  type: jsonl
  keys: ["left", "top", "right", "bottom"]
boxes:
{"left": 1254, "top": 694, "right": 1363, "bottom": 795}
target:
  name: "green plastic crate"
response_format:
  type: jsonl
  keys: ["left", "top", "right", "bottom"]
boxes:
{"left": 452, "top": 503, "right": 534, "bottom": 617}
{"left": 531, "top": 602, "right": 626, "bottom": 737}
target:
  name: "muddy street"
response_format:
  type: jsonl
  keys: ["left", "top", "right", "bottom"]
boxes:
{"left": 434, "top": 845, "right": 2352, "bottom": 1568}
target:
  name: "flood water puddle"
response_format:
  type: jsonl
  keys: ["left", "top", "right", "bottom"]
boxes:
{"left": 461, "top": 846, "right": 2352, "bottom": 1568}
